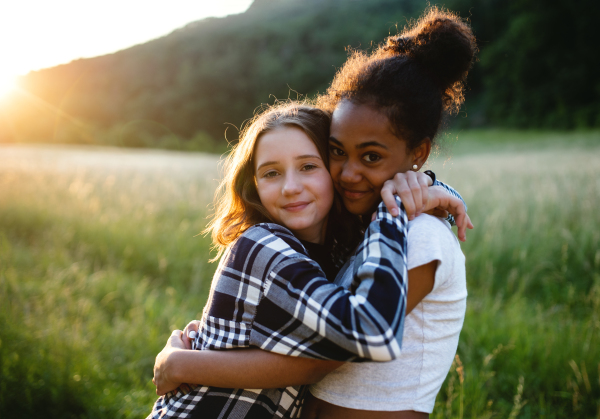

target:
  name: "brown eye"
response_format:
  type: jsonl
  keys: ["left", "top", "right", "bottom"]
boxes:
{"left": 301, "top": 164, "right": 317, "bottom": 171}
{"left": 263, "top": 170, "right": 279, "bottom": 178}
{"left": 329, "top": 146, "right": 345, "bottom": 157}
{"left": 363, "top": 153, "right": 381, "bottom": 163}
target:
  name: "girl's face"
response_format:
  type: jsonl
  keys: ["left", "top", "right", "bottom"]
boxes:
{"left": 255, "top": 126, "right": 334, "bottom": 244}
{"left": 328, "top": 101, "right": 415, "bottom": 216}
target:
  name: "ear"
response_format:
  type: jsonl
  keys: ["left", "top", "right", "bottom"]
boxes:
{"left": 412, "top": 137, "right": 432, "bottom": 169}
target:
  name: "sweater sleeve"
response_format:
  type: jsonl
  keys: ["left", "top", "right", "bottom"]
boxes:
{"left": 249, "top": 197, "right": 408, "bottom": 362}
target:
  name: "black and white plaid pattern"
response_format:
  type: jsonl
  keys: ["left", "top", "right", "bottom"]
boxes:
{"left": 198, "top": 316, "right": 250, "bottom": 349}
{"left": 148, "top": 196, "right": 411, "bottom": 419}
{"left": 150, "top": 385, "right": 305, "bottom": 419}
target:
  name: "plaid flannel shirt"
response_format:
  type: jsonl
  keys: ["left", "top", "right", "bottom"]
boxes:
{"left": 148, "top": 196, "right": 409, "bottom": 419}
{"left": 148, "top": 181, "right": 466, "bottom": 419}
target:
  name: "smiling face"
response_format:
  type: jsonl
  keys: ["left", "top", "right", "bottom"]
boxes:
{"left": 254, "top": 126, "right": 334, "bottom": 244}
{"left": 328, "top": 101, "right": 416, "bottom": 216}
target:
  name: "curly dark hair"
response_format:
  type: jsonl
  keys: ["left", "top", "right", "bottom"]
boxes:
{"left": 317, "top": 7, "right": 477, "bottom": 150}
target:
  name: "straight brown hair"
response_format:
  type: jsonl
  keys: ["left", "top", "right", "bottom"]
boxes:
{"left": 204, "top": 102, "right": 331, "bottom": 260}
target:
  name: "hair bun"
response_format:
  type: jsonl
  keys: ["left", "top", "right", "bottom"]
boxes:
{"left": 385, "top": 36, "right": 413, "bottom": 55}
{"left": 384, "top": 8, "right": 477, "bottom": 93}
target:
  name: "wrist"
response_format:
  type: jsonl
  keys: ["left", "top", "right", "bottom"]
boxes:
{"left": 423, "top": 170, "right": 436, "bottom": 186}
{"left": 165, "top": 348, "right": 187, "bottom": 384}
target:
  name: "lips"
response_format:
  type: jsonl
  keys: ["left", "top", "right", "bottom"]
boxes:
{"left": 339, "top": 186, "right": 372, "bottom": 200}
{"left": 282, "top": 201, "right": 311, "bottom": 212}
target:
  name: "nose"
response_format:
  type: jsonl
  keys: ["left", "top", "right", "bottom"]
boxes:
{"left": 282, "top": 172, "right": 303, "bottom": 196}
{"left": 339, "top": 160, "right": 362, "bottom": 184}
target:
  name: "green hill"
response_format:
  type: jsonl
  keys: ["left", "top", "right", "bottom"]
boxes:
{"left": 1, "top": 0, "right": 598, "bottom": 150}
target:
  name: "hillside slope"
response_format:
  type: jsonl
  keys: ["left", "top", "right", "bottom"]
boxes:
{"left": 2, "top": 0, "right": 422, "bottom": 147}
{"left": 1, "top": 0, "right": 598, "bottom": 149}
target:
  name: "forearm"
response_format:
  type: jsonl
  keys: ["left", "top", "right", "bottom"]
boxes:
{"left": 168, "top": 348, "right": 342, "bottom": 389}
{"left": 260, "top": 197, "right": 409, "bottom": 362}
{"left": 346, "top": 197, "right": 408, "bottom": 356}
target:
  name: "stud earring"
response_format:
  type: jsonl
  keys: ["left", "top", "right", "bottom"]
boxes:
{"left": 412, "top": 164, "right": 418, "bottom": 171}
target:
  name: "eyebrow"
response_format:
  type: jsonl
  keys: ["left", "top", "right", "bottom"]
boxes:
{"left": 329, "top": 136, "right": 389, "bottom": 150}
{"left": 256, "top": 154, "right": 322, "bottom": 171}
{"left": 329, "top": 137, "right": 343, "bottom": 146}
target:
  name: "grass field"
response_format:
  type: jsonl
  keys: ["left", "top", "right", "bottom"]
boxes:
{"left": 1, "top": 131, "right": 599, "bottom": 418}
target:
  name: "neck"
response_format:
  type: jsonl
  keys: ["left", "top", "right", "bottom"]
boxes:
{"left": 359, "top": 199, "right": 383, "bottom": 226}
{"left": 293, "top": 219, "right": 328, "bottom": 245}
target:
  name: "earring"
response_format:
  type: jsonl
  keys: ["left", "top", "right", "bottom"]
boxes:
{"left": 412, "top": 164, "right": 418, "bottom": 171}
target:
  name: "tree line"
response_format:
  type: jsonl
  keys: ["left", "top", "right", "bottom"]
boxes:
{"left": 1, "top": 0, "right": 598, "bottom": 151}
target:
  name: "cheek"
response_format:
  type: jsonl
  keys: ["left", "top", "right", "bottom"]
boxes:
{"left": 319, "top": 177, "right": 335, "bottom": 209}
{"left": 364, "top": 164, "right": 396, "bottom": 192}
{"left": 328, "top": 160, "right": 343, "bottom": 184}
{"left": 311, "top": 172, "right": 335, "bottom": 210}
{"left": 329, "top": 160, "right": 343, "bottom": 193}
{"left": 256, "top": 182, "right": 278, "bottom": 216}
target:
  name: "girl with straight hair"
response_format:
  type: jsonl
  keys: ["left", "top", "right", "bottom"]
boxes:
{"left": 151, "top": 6, "right": 476, "bottom": 419}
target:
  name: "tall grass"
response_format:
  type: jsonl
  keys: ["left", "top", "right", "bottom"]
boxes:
{"left": 0, "top": 133, "right": 599, "bottom": 418}
{"left": 428, "top": 133, "right": 600, "bottom": 418}
{"left": 0, "top": 145, "right": 220, "bottom": 417}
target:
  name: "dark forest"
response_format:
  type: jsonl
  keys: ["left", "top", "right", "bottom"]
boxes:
{"left": 1, "top": 0, "right": 598, "bottom": 151}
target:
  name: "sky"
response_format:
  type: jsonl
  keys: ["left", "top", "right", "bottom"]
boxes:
{"left": 0, "top": 0, "right": 253, "bottom": 93}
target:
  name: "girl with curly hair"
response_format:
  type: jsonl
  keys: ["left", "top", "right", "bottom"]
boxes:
{"left": 150, "top": 6, "right": 476, "bottom": 419}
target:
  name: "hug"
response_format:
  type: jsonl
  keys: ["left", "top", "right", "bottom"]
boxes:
{"left": 149, "top": 7, "right": 476, "bottom": 419}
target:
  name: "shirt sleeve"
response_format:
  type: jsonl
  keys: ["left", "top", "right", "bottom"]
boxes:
{"left": 249, "top": 197, "right": 408, "bottom": 362}
{"left": 432, "top": 179, "right": 467, "bottom": 226}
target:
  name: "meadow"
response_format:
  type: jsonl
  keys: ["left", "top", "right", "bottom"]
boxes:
{"left": 0, "top": 131, "right": 599, "bottom": 418}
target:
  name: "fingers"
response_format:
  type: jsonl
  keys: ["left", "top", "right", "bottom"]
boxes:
{"left": 425, "top": 187, "right": 472, "bottom": 242}
{"left": 380, "top": 180, "right": 399, "bottom": 217}
{"left": 406, "top": 173, "right": 423, "bottom": 218}
{"left": 187, "top": 320, "right": 201, "bottom": 333}
{"left": 466, "top": 214, "right": 474, "bottom": 230}
{"left": 168, "top": 329, "right": 188, "bottom": 351}
{"left": 447, "top": 198, "right": 469, "bottom": 242}
{"left": 183, "top": 334, "right": 194, "bottom": 350}
{"left": 169, "top": 329, "right": 183, "bottom": 347}
{"left": 394, "top": 174, "right": 416, "bottom": 219}
{"left": 458, "top": 213, "right": 474, "bottom": 242}
{"left": 184, "top": 329, "right": 197, "bottom": 350}
{"left": 382, "top": 172, "right": 440, "bottom": 220}
{"left": 423, "top": 186, "right": 442, "bottom": 213}
{"left": 417, "top": 174, "right": 430, "bottom": 215}
{"left": 182, "top": 321, "right": 200, "bottom": 350}
{"left": 183, "top": 321, "right": 200, "bottom": 337}
{"left": 451, "top": 199, "right": 474, "bottom": 242}
{"left": 455, "top": 212, "right": 467, "bottom": 242}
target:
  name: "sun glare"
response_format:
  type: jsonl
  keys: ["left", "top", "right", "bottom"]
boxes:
{"left": 0, "top": 73, "right": 17, "bottom": 98}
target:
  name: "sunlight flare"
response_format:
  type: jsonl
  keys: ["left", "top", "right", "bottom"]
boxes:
{"left": 0, "top": 72, "right": 17, "bottom": 98}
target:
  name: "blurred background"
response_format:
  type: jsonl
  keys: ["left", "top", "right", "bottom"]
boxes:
{"left": 0, "top": 0, "right": 598, "bottom": 418}
{"left": 1, "top": 0, "right": 599, "bottom": 149}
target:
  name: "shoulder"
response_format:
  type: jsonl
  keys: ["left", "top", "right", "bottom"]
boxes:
{"left": 407, "top": 215, "right": 461, "bottom": 270}
{"left": 225, "top": 224, "right": 325, "bottom": 291}
{"left": 240, "top": 223, "right": 297, "bottom": 244}
{"left": 408, "top": 215, "right": 455, "bottom": 244}
{"left": 227, "top": 223, "right": 309, "bottom": 263}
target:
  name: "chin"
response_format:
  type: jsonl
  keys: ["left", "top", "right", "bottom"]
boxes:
{"left": 284, "top": 219, "right": 311, "bottom": 232}
{"left": 342, "top": 199, "right": 374, "bottom": 217}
